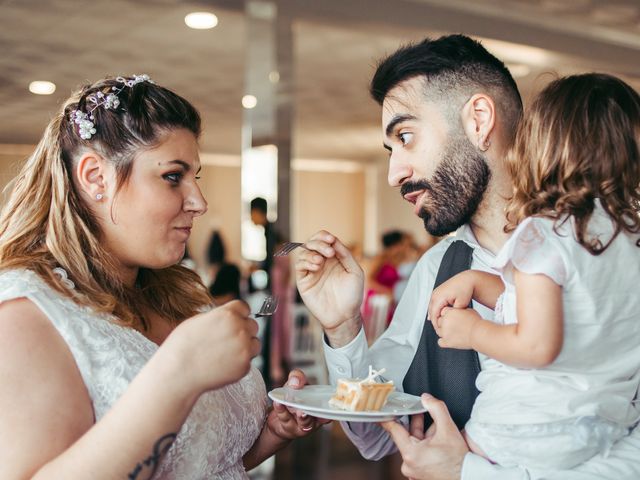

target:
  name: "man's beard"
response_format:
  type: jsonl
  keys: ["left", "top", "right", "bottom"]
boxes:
{"left": 400, "top": 133, "right": 491, "bottom": 236}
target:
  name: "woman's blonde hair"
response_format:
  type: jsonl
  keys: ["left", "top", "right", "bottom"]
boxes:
{"left": 505, "top": 73, "right": 640, "bottom": 254}
{"left": 0, "top": 76, "right": 211, "bottom": 330}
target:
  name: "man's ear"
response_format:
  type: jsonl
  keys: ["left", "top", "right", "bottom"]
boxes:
{"left": 75, "top": 152, "right": 108, "bottom": 201}
{"left": 461, "top": 94, "right": 496, "bottom": 152}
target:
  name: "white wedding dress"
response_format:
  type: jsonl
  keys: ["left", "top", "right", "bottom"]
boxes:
{"left": 0, "top": 268, "right": 267, "bottom": 479}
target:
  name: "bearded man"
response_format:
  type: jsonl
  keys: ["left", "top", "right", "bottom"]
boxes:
{"left": 294, "top": 34, "right": 640, "bottom": 480}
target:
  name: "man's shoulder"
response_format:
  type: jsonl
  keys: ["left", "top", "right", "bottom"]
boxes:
{"left": 417, "top": 237, "right": 456, "bottom": 267}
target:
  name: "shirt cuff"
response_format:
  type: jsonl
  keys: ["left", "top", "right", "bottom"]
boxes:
{"left": 323, "top": 327, "right": 368, "bottom": 384}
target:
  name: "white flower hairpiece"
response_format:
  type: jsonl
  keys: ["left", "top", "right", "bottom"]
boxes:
{"left": 70, "top": 74, "right": 154, "bottom": 140}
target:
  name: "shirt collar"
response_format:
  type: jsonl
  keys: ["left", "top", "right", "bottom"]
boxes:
{"left": 453, "top": 223, "right": 497, "bottom": 270}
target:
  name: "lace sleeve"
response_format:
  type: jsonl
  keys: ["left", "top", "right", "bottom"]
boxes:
{"left": 493, "top": 218, "right": 568, "bottom": 286}
{"left": 0, "top": 269, "right": 44, "bottom": 302}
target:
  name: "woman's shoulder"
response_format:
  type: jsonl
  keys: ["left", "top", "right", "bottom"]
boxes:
{"left": 0, "top": 268, "right": 50, "bottom": 300}
{"left": 0, "top": 277, "right": 95, "bottom": 471}
{"left": 0, "top": 268, "right": 87, "bottom": 324}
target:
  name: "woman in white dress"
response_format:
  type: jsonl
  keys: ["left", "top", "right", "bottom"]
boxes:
{"left": 0, "top": 75, "right": 324, "bottom": 479}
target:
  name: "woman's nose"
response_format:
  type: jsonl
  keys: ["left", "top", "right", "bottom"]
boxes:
{"left": 185, "top": 185, "right": 208, "bottom": 216}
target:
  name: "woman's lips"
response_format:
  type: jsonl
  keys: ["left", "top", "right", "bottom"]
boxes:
{"left": 175, "top": 226, "right": 192, "bottom": 239}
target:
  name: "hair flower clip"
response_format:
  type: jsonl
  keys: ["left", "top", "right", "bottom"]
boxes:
{"left": 116, "top": 74, "right": 154, "bottom": 88}
{"left": 70, "top": 74, "right": 154, "bottom": 140}
{"left": 72, "top": 110, "right": 96, "bottom": 140}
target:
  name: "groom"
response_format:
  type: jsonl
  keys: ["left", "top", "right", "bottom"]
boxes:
{"left": 294, "top": 34, "right": 640, "bottom": 479}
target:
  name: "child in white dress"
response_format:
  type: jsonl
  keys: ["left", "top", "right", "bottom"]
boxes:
{"left": 429, "top": 73, "right": 640, "bottom": 471}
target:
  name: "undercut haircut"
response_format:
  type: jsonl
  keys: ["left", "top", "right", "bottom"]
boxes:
{"left": 370, "top": 34, "right": 523, "bottom": 141}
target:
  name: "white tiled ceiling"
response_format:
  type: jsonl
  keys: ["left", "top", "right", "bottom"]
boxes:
{"left": 1, "top": 0, "right": 640, "bottom": 163}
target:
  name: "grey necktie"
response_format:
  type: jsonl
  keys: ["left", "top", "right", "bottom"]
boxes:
{"left": 402, "top": 240, "right": 480, "bottom": 429}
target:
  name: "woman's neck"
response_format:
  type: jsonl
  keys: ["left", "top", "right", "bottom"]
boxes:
{"left": 118, "top": 264, "right": 140, "bottom": 288}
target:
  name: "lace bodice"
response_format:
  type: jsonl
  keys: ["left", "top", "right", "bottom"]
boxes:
{"left": 0, "top": 269, "right": 267, "bottom": 479}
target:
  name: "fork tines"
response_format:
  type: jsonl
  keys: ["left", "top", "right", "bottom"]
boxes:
{"left": 273, "top": 242, "right": 305, "bottom": 257}
{"left": 255, "top": 295, "right": 279, "bottom": 317}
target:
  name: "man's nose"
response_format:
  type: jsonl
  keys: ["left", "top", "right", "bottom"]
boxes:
{"left": 388, "top": 151, "right": 413, "bottom": 187}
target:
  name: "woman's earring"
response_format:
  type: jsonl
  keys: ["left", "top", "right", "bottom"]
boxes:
{"left": 478, "top": 137, "right": 491, "bottom": 152}
{"left": 96, "top": 193, "right": 103, "bottom": 201}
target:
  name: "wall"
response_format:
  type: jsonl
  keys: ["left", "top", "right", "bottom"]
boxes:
{"left": 189, "top": 164, "right": 243, "bottom": 271}
{"left": 190, "top": 163, "right": 367, "bottom": 271}
{"left": 0, "top": 146, "right": 430, "bottom": 276}
{"left": 292, "top": 169, "right": 365, "bottom": 250}
{"left": 0, "top": 152, "right": 29, "bottom": 202}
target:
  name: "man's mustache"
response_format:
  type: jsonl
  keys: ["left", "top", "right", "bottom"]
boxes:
{"left": 400, "top": 179, "right": 431, "bottom": 197}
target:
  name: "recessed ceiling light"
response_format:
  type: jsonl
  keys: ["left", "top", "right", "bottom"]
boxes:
{"left": 268, "top": 71, "right": 280, "bottom": 83}
{"left": 242, "top": 95, "right": 258, "bottom": 109}
{"left": 184, "top": 12, "right": 218, "bottom": 29}
{"left": 29, "top": 80, "right": 56, "bottom": 95}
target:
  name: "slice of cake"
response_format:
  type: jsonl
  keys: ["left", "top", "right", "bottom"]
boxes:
{"left": 328, "top": 366, "right": 394, "bottom": 412}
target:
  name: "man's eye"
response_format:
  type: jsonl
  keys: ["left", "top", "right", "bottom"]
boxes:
{"left": 398, "top": 132, "right": 413, "bottom": 146}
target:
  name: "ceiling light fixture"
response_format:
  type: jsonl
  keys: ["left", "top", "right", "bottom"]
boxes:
{"left": 29, "top": 80, "right": 56, "bottom": 95}
{"left": 268, "top": 71, "right": 280, "bottom": 83}
{"left": 184, "top": 12, "right": 218, "bottom": 29}
{"left": 242, "top": 95, "right": 258, "bottom": 109}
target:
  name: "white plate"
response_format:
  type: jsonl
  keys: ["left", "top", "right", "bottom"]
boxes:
{"left": 268, "top": 385, "right": 427, "bottom": 422}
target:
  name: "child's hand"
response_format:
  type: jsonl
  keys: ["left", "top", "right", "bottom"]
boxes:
{"left": 433, "top": 307, "right": 481, "bottom": 350}
{"left": 428, "top": 271, "right": 476, "bottom": 326}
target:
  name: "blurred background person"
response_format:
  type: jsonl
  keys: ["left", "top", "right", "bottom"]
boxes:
{"left": 268, "top": 235, "right": 294, "bottom": 387}
{"left": 249, "top": 197, "right": 276, "bottom": 292}
{"left": 206, "top": 229, "right": 227, "bottom": 285}
{"left": 361, "top": 230, "right": 404, "bottom": 340}
{"left": 249, "top": 197, "right": 279, "bottom": 389}
{"left": 209, "top": 262, "right": 242, "bottom": 306}
{"left": 392, "top": 232, "right": 426, "bottom": 304}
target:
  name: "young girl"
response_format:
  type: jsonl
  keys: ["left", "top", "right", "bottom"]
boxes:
{"left": 428, "top": 73, "right": 640, "bottom": 470}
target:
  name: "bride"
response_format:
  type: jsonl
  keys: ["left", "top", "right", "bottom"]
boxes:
{"left": 0, "top": 75, "right": 325, "bottom": 479}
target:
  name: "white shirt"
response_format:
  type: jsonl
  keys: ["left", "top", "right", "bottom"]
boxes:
{"left": 323, "top": 224, "right": 640, "bottom": 479}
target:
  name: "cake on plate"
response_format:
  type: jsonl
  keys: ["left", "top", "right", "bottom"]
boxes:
{"left": 328, "top": 366, "right": 394, "bottom": 412}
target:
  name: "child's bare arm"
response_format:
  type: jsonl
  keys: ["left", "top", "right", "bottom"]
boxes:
{"left": 468, "top": 269, "right": 563, "bottom": 368}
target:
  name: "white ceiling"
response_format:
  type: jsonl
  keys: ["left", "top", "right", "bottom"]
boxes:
{"left": 2, "top": 0, "right": 640, "bottom": 163}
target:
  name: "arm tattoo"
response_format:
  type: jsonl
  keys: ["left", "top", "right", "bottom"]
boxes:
{"left": 128, "top": 433, "right": 177, "bottom": 480}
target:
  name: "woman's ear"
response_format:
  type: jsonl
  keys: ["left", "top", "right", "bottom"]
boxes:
{"left": 461, "top": 93, "right": 496, "bottom": 152}
{"left": 75, "top": 152, "right": 108, "bottom": 202}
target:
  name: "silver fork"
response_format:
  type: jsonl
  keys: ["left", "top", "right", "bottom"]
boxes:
{"left": 273, "top": 242, "right": 308, "bottom": 257}
{"left": 253, "top": 295, "right": 279, "bottom": 317}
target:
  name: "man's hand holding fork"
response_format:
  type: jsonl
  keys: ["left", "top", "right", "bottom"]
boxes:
{"left": 290, "top": 230, "right": 365, "bottom": 348}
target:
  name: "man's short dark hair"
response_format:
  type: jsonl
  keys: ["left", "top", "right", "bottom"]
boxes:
{"left": 370, "top": 34, "right": 522, "bottom": 139}
{"left": 250, "top": 197, "right": 268, "bottom": 214}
